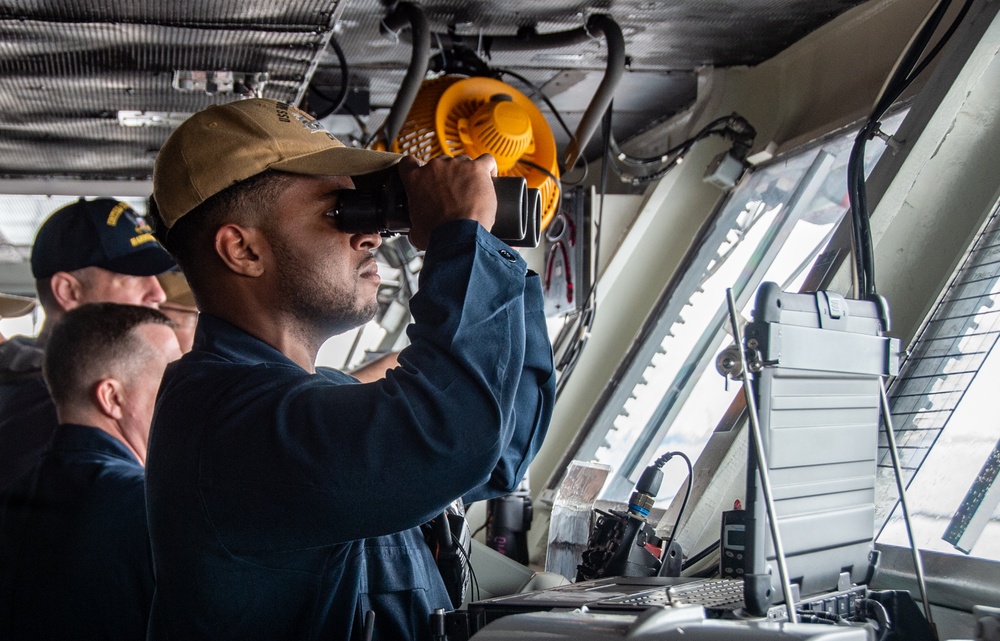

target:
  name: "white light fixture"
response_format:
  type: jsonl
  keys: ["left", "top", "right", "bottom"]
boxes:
{"left": 531, "top": 53, "right": 586, "bottom": 62}
{"left": 117, "top": 111, "right": 192, "bottom": 128}
{"left": 172, "top": 70, "right": 268, "bottom": 95}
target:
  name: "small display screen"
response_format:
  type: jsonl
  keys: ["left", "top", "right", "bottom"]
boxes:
{"left": 724, "top": 525, "right": 746, "bottom": 549}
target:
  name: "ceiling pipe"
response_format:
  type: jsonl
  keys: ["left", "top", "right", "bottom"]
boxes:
{"left": 561, "top": 14, "right": 625, "bottom": 171}
{"left": 379, "top": 2, "right": 431, "bottom": 148}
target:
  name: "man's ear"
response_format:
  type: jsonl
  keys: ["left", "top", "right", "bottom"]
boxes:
{"left": 214, "top": 224, "right": 267, "bottom": 277}
{"left": 49, "top": 271, "right": 85, "bottom": 312}
{"left": 94, "top": 378, "right": 125, "bottom": 420}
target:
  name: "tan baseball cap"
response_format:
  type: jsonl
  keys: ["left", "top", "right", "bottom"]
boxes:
{"left": 153, "top": 98, "right": 403, "bottom": 228}
{"left": 0, "top": 293, "right": 36, "bottom": 318}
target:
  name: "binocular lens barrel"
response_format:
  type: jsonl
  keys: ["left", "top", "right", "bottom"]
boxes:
{"left": 333, "top": 172, "right": 541, "bottom": 248}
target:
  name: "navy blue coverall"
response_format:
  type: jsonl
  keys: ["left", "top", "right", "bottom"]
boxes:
{"left": 0, "top": 424, "right": 154, "bottom": 640}
{"left": 145, "top": 221, "right": 556, "bottom": 640}
{"left": 0, "top": 337, "right": 58, "bottom": 492}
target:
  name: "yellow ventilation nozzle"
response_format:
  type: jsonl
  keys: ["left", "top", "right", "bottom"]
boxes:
{"left": 462, "top": 94, "right": 533, "bottom": 172}
{"left": 394, "top": 75, "right": 561, "bottom": 231}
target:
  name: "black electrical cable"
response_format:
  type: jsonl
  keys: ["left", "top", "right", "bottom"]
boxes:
{"left": 847, "top": 130, "right": 873, "bottom": 296}
{"left": 617, "top": 141, "right": 695, "bottom": 185}
{"left": 517, "top": 158, "right": 560, "bottom": 185}
{"left": 453, "top": 539, "right": 479, "bottom": 603}
{"left": 494, "top": 67, "right": 593, "bottom": 185}
{"left": 516, "top": 158, "right": 564, "bottom": 217}
{"left": 681, "top": 539, "right": 720, "bottom": 571}
{"left": 908, "top": 0, "right": 976, "bottom": 83}
{"left": 659, "top": 451, "right": 693, "bottom": 571}
{"left": 611, "top": 114, "right": 755, "bottom": 185}
{"left": 613, "top": 129, "right": 726, "bottom": 170}
{"left": 796, "top": 611, "right": 844, "bottom": 625}
{"left": 873, "top": 0, "right": 955, "bottom": 121}
{"left": 851, "top": 0, "right": 950, "bottom": 294}
{"left": 554, "top": 103, "right": 610, "bottom": 395}
{"left": 560, "top": 156, "right": 590, "bottom": 187}
{"left": 611, "top": 114, "right": 733, "bottom": 166}
{"left": 309, "top": 37, "right": 351, "bottom": 120}
{"left": 862, "top": 598, "right": 893, "bottom": 641}
{"left": 847, "top": 0, "right": 967, "bottom": 297}
{"left": 689, "top": 564, "right": 720, "bottom": 578}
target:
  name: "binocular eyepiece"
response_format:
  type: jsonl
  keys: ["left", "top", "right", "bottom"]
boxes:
{"left": 333, "top": 169, "right": 541, "bottom": 248}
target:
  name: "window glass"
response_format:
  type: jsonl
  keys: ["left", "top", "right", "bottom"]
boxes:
{"left": 577, "top": 111, "right": 907, "bottom": 504}
{"left": 877, "top": 197, "right": 1000, "bottom": 562}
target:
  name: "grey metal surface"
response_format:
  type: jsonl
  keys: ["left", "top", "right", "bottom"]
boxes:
{"left": 0, "top": 0, "right": 337, "bottom": 179}
{"left": 469, "top": 605, "right": 870, "bottom": 640}
{"left": 872, "top": 543, "right": 1000, "bottom": 611}
{"left": 746, "top": 284, "right": 891, "bottom": 610}
{"left": 0, "top": 0, "right": 872, "bottom": 275}
{"left": 0, "top": 0, "right": 870, "bottom": 182}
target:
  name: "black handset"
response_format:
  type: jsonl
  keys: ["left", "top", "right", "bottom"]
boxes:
{"left": 720, "top": 508, "right": 748, "bottom": 579}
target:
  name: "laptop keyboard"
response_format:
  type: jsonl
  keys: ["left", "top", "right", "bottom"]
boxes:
{"left": 599, "top": 579, "right": 745, "bottom": 610}
{"left": 667, "top": 579, "right": 745, "bottom": 609}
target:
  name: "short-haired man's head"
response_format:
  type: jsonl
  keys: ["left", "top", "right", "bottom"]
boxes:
{"left": 43, "top": 303, "right": 174, "bottom": 412}
{"left": 35, "top": 268, "right": 117, "bottom": 313}
{"left": 150, "top": 170, "right": 294, "bottom": 298}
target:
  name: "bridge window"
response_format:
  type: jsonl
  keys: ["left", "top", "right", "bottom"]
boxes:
{"left": 877, "top": 196, "right": 1000, "bottom": 562}
{"left": 573, "top": 110, "right": 907, "bottom": 505}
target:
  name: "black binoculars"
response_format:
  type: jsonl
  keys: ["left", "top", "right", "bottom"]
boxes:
{"left": 332, "top": 170, "right": 541, "bottom": 248}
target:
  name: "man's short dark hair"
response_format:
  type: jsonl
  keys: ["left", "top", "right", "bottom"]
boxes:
{"left": 151, "top": 171, "right": 292, "bottom": 271}
{"left": 43, "top": 303, "right": 174, "bottom": 411}
{"left": 149, "top": 170, "right": 293, "bottom": 304}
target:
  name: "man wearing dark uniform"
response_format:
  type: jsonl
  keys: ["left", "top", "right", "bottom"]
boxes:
{"left": 145, "top": 98, "right": 555, "bottom": 640}
{"left": 0, "top": 303, "right": 181, "bottom": 639}
{"left": 0, "top": 198, "right": 175, "bottom": 491}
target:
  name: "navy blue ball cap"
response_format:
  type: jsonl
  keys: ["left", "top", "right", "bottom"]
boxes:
{"left": 30, "top": 197, "right": 176, "bottom": 279}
